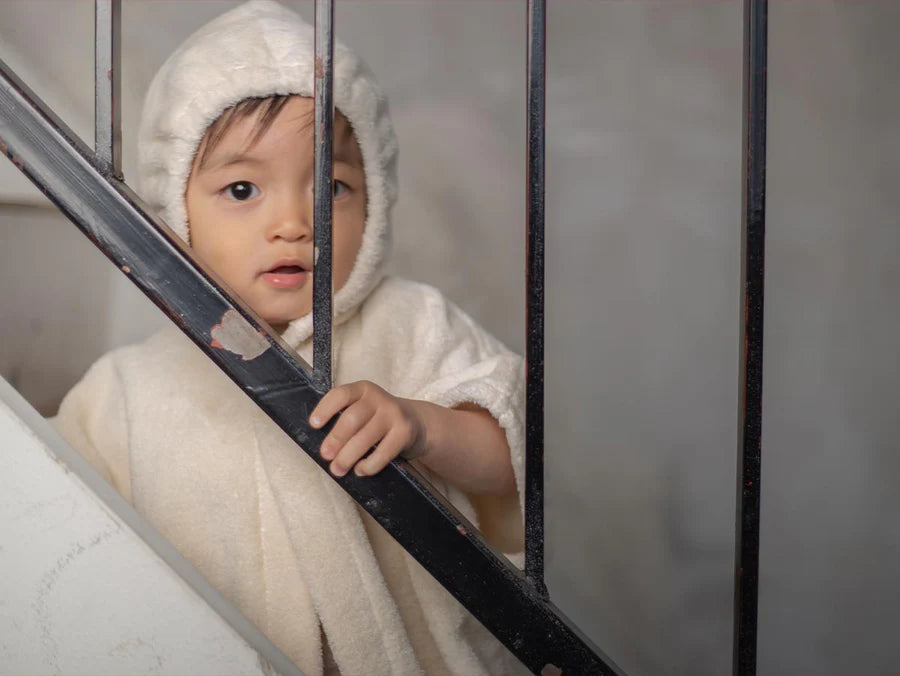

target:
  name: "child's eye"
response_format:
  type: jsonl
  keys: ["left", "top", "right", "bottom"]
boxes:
{"left": 333, "top": 180, "right": 350, "bottom": 199}
{"left": 224, "top": 181, "right": 260, "bottom": 201}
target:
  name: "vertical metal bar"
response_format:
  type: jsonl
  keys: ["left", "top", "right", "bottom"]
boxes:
{"left": 313, "top": 0, "right": 335, "bottom": 393}
{"left": 525, "top": 0, "right": 547, "bottom": 597}
{"left": 1, "top": 51, "right": 626, "bottom": 676}
{"left": 734, "top": 0, "right": 767, "bottom": 674}
{"left": 94, "top": 0, "right": 121, "bottom": 177}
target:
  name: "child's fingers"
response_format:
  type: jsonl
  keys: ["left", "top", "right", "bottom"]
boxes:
{"left": 354, "top": 427, "right": 407, "bottom": 477}
{"left": 319, "top": 399, "right": 375, "bottom": 461}
{"left": 309, "top": 381, "right": 368, "bottom": 428}
{"left": 329, "top": 417, "right": 386, "bottom": 477}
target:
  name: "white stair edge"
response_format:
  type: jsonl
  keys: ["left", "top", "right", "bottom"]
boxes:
{"left": 0, "top": 375, "right": 303, "bottom": 676}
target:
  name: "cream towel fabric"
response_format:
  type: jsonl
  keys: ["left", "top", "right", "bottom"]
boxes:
{"left": 54, "top": 277, "right": 528, "bottom": 676}
{"left": 57, "top": 2, "right": 530, "bottom": 672}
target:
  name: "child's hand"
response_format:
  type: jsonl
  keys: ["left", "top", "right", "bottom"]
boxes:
{"left": 309, "top": 381, "right": 427, "bottom": 478}
{"left": 309, "top": 381, "right": 515, "bottom": 496}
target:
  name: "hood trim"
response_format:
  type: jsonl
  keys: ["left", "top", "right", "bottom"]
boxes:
{"left": 137, "top": 0, "right": 398, "bottom": 346}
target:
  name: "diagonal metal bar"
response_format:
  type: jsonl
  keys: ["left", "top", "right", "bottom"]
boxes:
{"left": 734, "top": 0, "right": 767, "bottom": 674}
{"left": 94, "top": 0, "right": 121, "bottom": 177}
{"left": 525, "top": 0, "right": 548, "bottom": 597}
{"left": 0, "top": 58, "right": 624, "bottom": 676}
{"left": 313, "top": 0, "right": 334, "bottom": 392}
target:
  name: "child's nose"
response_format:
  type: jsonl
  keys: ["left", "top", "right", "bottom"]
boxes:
{"left": 266, "top": 190, "right": 313, "bottom": 242}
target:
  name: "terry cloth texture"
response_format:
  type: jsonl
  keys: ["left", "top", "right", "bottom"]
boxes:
{"left": 58, "top": 1, "right": 530, "bottom": 673}
{"left": 138, "top": 0, "right": 398, "bottom": 345}
{"left": 54, "top": 278, "right": 528, "bottom": 676}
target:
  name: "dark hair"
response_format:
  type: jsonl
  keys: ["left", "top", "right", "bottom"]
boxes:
{"left": 195, "top": 94, "right": 305, "bottom": 167}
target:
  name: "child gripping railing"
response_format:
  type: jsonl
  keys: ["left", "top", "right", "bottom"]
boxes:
{"left": 0, "top": 0, "right": 767, "bottom": 674}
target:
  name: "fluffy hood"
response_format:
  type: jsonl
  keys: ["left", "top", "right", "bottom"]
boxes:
{"left": 137, "top": 0, "right": 398, "bottom": 345}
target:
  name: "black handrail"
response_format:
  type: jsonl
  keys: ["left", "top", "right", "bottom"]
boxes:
{"left": 1, "top": 0, "right": 771, "bottom": 673}
{"left": 0, "top": 50, "right": 623, "bottom": 676}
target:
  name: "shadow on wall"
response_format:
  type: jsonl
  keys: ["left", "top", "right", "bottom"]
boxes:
{"left": 0, "top": 203, "right": 159, "bottom": 416}
{"left": 0, "top": 5, "right": 100, "bottom": 416}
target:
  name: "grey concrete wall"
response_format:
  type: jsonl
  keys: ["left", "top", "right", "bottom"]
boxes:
{"left": 1, "top": 1, "right": 899, "bottom": 674}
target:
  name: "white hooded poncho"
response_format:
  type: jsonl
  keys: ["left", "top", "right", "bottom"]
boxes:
{"left": 54, "top": 2, "right": 527, "bottom": 674}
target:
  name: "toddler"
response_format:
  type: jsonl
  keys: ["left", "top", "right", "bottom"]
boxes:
{"left": 54, "top": 2, "right": 526, "bottom": 674}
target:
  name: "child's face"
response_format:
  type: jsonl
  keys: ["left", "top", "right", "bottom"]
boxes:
{"left": 185, "top": 96, "right": 367, "bottom": 333}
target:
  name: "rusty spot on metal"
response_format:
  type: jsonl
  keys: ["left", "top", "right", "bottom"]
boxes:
{"left": 541, "top": 664, "right": 563, "bottom": 676}
{"left": 121, "top": 265, "right": 131, "bottom": 274}
{"left": 315, "top": 56, "right": 324, "bottom": 78}
{"left": 210, "top": 308, "right": 270, "bottom": 361}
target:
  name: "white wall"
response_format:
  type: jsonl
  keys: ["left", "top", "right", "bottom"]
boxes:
{"left": 2, "top": 1, "right": 900, "bottom": 674}
{"left": 0, "top": 377, "right": 301, "bottom": 675}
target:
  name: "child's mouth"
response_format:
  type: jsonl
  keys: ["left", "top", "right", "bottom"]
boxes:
{"left": 262, "top": 265, "right": 308, "bottom": 289}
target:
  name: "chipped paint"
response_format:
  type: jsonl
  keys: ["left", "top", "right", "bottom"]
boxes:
{"left": 0, "top": 135, "right": 24, "bottom": 170}
{"left": 121, "top": 265, "right": 131, "bottom": 274}
{"left": 210, "top": 309, "right": 270, "bottom": 361}
{"left": 456, "top": 525, "right": 468, "bottom": 536}
{"left": 315, "top": 56, "right": 324, "bottom": 79}
{"left": 541, "top": 664, "right": 563, "bottom": 676}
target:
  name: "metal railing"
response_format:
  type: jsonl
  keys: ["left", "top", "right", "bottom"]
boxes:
{"left": 0, "top": 1, "right": 768, "bottom": 674}
{"left": 735, "top": 1, "right": 767, "bottom": 674}
{"left": 313, "top": 0, "right": 335, "bottom": 393}
{"left": 525, "top": 0, "right": 548, "bottom": 597}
